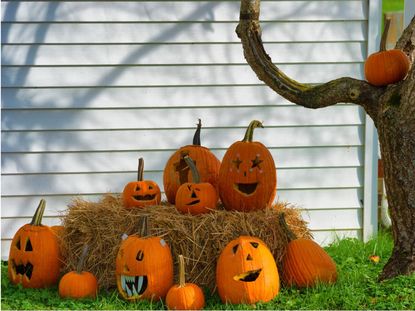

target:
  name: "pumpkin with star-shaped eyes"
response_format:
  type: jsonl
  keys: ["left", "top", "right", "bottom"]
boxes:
{"left": 218, "top": 120, "right": 277, "bottom": 211}
{"left": 216, "top": 236, "right": 280, "bottom": 304}
{"left": 175, "top": 156, "right": 218, "bottom": 215}
{"left": 8, "top": 199, "right": 61, "bottom": 288}
{"left": 115, "top": 218, "right": 174, "bottom": 301}
{"left": 122, "top": 157, "right": 161, "bottom": 209}
{"left": 163, "top": 119, "right": 221, "bottom": 204}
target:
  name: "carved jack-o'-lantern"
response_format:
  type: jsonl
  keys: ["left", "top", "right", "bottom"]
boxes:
{"left": 123, "top": 157, "right": 161, "bottom": 209}
{"left": 8, "top": 199, "right": 61, "bottom": 288}
{"left": 218, "top": 120, "right": 277, "bottom": 211}
{"left": 115, "top": 218, "right": 174, "bottom": 301}
{"left": 163, "top": 119, "right": 221, "bottom": 204}
{"left": 216, "top": 236, "right": 280, "bottom": 304}
{"left": 175, "top": 156, "right": 218, "bottom": 215}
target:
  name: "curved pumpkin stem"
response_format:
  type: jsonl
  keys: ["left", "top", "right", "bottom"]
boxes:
{"left": 279, "top": 213, "right": 297, "bottom": 242}
{"left": 242, "top": 120, "right": 264, "bottom": 142}
{"left": 380, "top": 18, "right": 391, "bottom": 52}
{"left": 192, "top": 118, "right": 202, "bottom": 146}
{"left": 30, "top": 199, "right": 46, "bottom": 226}
{"left": 76, "top": 244, "right": 90, "bottom": 274}
{"left": 178, "top": 254, "right": 186, "bottom": 287}
{"left": 139, "top": 216, "right": 149, "bottom": 237}
{"left": 137, "top": 157, "right": 144, "bottom": 181}
{"left": 184, "top": 155, "right": 200, "bottom": 184}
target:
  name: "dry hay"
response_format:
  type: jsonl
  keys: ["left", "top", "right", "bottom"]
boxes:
{"left": 59, "top": 194, "right": 311, "bottom": 291}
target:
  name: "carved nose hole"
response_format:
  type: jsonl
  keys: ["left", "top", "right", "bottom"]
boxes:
{"left": 136, "top": 250, "right": 144, "bottom": 261}
{"left": 246, "top": 254, "right": 253, "bottom": 261}
{"left": 124, "top": 264, "right": 130, "bottom": 273}
{"left": 244, "top": 171, "right": 247, "bottom": 177}
{"left": 191, "top": 191, "right": 197, "bottom": 198}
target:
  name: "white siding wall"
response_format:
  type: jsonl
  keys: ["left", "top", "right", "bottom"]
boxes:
{"left": 1, "top": 0, "right": 377, "bottom": 258}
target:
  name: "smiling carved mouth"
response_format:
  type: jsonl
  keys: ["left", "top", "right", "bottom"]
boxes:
{"left": 133, "top": 195, "right": 156, "bottom": 201}
{"left": 234, "top": 183, "right": 258, "bottom": 195}
{"left": 11, "top": 260, "right": 34, "bottom": 280}
{"left": 233, "top": 269, "right": 262, "bottom": 282}
{"left": 119, "top": 275, "right": 148, "bottom": 298}
{"left": 188, "top": 199, "right": 201, "bottom": 205}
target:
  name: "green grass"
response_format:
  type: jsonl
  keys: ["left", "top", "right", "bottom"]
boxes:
{"left": 383, "top": 0, "right": 404, "bottom": 13}
{"left": 1, "top": 230, "right": 414, "bottom": 310}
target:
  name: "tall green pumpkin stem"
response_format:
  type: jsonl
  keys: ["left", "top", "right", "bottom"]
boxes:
{"left": 279, "top": 213, "right": 297, "bottom": 242}
{"left": 178, "top": 254, "right": 186, "bottom": 287}
{"left": 76, "top": 244, "right": 90, "bottom": 274}
{"left": 139, "top": 216, "right": 149, "bottom": 237}
{"left": 137, "top": 157, "right": 144, "bottom": 181}
{"left": 184, "top": 155, "right": 200, "bottom": 183}
{"left": 242, "top": 120, "right": 264, "bottom": 142}
{"left": 192, "top": 119, "right": 202, "bottom": 145}
{"left": 30, "top": 199, "right": 46, "bottom": 226}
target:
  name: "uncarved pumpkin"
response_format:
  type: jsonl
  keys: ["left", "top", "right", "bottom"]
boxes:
{"left": 59, "top": 245, "right": 98, "bottom": 299}
{"left": 123, "top": 157, "right": 161, "bottom": 209}
{"left": 8, "top": 199, "right": 61, "bottom": 288}
{"left": 216, "top": 236, "right": 280, "bottom": 304}
{"left": 166, "top": 255, "right": 205, "bottom": 310}
{"left": 218, "top": 120, "right": 277, "bottom": 211}
{"left": 115, "top": 217, "right": 174, "bottom": 301}
{"left": 175, "top": 155, "right": 218, "bottom": 215}
{"left": 279, "top": 213, "right": 337, "bottom": 288}
{"left": 163, "top": 119, "right": 221, "bottom": 204}
{"left": 364, "top": 18, "right": 410, "bottom": 86}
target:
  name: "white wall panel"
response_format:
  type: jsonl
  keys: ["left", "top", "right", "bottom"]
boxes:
{"left": 1, "top": 0, "right": 376, "bottom": 258}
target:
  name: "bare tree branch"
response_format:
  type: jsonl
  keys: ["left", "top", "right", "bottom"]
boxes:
{"left": 236, "top": 0, "right": 384, "bottom": 122}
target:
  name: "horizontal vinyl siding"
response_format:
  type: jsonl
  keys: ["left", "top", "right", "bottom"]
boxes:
{"left": 1, "top": 0, "right": 369, "bottom": 258}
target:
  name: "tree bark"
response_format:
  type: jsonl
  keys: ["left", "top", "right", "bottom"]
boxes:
{"left": 236, "top": 0, "right": 415, "bottom": 280}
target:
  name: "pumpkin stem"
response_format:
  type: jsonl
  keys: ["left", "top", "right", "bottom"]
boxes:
{"left": 279, "top": 213, "right": 297, "bottom": 242}
{"left": 380, "top": 17, "right": 391, "bottom": 52}
{"left": 137, "top": 157, "right": 144, "bottom": 181}
{"left": 139, "top": 216, "right": 149, "bottom": 237}
{"left": 178, "top": 254, "right": 186, "bottom": 287}
{"left": 76, "top": 244, "right": 90, "bottom": 274}
{"left": 184, "top": 155, "right": 200, "bottom": 184}
{"left": 242, "top": 120, "right": 264, "bottom": 142}
{"left": 30, "top": 199, "right": 46, "bottom": 226}
{"left": 192, "top": 119, "right": 202, "bottom": 146}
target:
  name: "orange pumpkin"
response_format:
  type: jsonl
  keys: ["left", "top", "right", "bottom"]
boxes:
{"left": 59, "top": 245, "right": 98, "bottom": 299}
{"left": 166, "top": 255, "right": 205, "bottom": 310}
{"left": 8, "top": 199, "right": 61, "bottom": 288}
{"left": 218, "top": 120, "right": 277, "bottom": 211}
{"left": 364, "top": 18, "right": 410, "bottom": 86}
{"left": 163, "top": 119, "right": 221, "bottom": 204}
{"left": 123, "top": 157, "right": 161, "bottom": 209}
{"left": 115, "top": 218, "right": 174, "bottom": 301}
{"left": 279, "top": 213, "right": 337, "bottom": 287}
{"left": 216, "top": 236, "right": 280, "bottom": 305}
{"left": 175, "top": 156, "right": 218, "bottom": 215}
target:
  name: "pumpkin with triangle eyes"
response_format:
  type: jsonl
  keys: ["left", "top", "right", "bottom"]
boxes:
{"left": 8, "top": 199, "right": 61, "bottom": 288}
{"left": 216, "top": 236, "right": 280, "bottom": 304}
{"left": 218, "top": 120, "right": 277, "bottom": 211}
{"left": 123, "top": 157, "right": 161, "bottom": 209}
{"left": 115, "top": 218, "right": 174, "bottom": 301}
{"left": 175, "top": 156, "right": 218, "bottom": 215}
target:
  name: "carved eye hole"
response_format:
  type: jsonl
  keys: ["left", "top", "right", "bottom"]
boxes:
{"left": 232, "top": 157, "right": 242, "bottom": 170}
{"left": 148, "top": 185, "right": 153, "bottom": 190}
{"left": 251, "top": 155, "right": 263, "bottom": 169}
{"left": 250, "top": 242, "right": 259, "bottom": 248}
{"left": 136, "top": 250, "right": 144, "bottom": 261}
{"left": 15, "top": 238, "right": 21, "bottom": 250}
{"left": 25, "top": 239, "right": 33, "bottom": 251}
{"left": 232, "top": 244, "right": 239, "bottom": 254}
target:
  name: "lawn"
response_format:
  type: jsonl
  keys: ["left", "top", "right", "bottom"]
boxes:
{"left": 2, "top": 230, "right": 414, "bottom": 310}
{"left": 383, "top": 0, "right": 404, "bottom": 12}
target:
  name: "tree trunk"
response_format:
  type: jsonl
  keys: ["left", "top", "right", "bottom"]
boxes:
{"left": 236, "top": 0, "right": 415, "bottom": 280}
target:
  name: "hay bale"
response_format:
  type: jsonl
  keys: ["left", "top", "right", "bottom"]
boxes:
{"left": 59, "top": 194, "right": 311, "bottom": 291}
